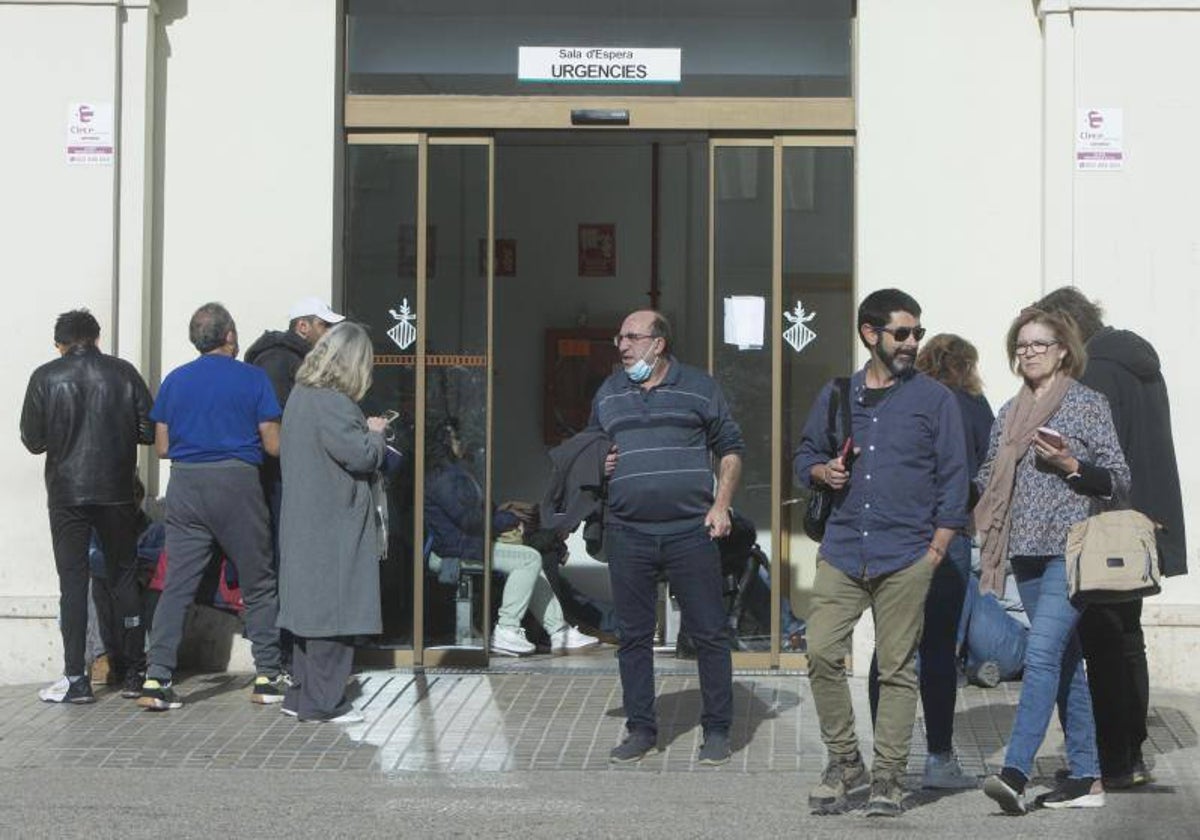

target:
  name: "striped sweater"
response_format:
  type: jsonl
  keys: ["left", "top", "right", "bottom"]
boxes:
{"left": 587, "top": 359, "right": 744, "bottom": 534}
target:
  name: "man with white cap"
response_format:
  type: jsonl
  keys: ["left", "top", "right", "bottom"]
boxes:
{"left": 245, "top": 297, "right": 345, "bottom": 410}
{"left": 245, "top": 297, "right": 346, "bottom": 673}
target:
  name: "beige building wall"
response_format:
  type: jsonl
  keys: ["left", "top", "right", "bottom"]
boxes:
{"left": 1043, "top": 1, "right": 1200, "bottom": 687}
{"left": 1, "top": 2, "right": 129, "bottom": 683}
{"left": 0, "top": 0, "right": 339, "bottom": 685}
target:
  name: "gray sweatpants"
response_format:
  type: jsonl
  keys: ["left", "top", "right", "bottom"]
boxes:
{"left": 146, "top": 461, "right": 281, "bottom": 681}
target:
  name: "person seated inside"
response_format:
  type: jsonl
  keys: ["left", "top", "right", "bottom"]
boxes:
{"left": 423, "top": 417, "right": 599, "bottom": 657}
{"left": 958, "top": 560, "right": 1030, "bottom": 687}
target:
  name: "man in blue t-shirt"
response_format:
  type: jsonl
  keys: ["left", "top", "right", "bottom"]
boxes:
{"left": 138, "top": 302, "right": 286, "bottom": 712}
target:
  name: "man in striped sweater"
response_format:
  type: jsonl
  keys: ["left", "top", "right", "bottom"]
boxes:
{"left": 588, "top": 309, "right": 744, "bottom": 767}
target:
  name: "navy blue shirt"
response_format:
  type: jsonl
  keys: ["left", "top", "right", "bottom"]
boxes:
{"left": 150, "top": 354, "right": 281, "bottom": 465}
{"left": 794, "top": 368, "right": 969, "bottom": 579}
{"left": 588, "top": 359, "right": 744, "bottom": 534}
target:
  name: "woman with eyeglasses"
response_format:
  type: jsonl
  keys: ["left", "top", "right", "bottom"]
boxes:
{"left": 976, "top": 308, "right": 1129, "bottom": 814}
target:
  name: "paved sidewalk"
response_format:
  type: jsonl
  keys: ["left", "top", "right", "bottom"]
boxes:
{"left": 0, "top": 654, "right": 1196, "bottom": 839}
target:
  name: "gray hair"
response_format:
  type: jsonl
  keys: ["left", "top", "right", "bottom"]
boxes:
{"left": 189, "top": 302, "right": 236, "bottom": 353}
{"left": 295, "top": 321, "right": 374, "bottom": 401}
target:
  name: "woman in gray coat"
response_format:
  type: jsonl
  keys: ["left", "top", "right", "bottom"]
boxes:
{"left": 278, "top": 322, "right": 388, "bottom": 723}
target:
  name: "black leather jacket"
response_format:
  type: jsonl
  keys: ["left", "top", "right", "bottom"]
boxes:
{"left": 20, "top": 345, "right": 154, "bottom": 507}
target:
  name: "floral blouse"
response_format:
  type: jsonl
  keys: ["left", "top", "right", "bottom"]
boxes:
{"left": 975, "top": 379, "right": 1130, "bottom": 559}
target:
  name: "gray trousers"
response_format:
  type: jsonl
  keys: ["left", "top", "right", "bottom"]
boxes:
{"left": 146, "top": 461, "right": 281, "bottom": 680}
{"left": 283, "top": 637, "right": 354, "bottom": 721}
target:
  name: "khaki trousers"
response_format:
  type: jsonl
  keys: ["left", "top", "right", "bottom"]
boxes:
{"left": 807, "top": 555, "right": 935, "bottom": 775}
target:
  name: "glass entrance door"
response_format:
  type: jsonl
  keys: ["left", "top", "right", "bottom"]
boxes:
{"left": 709, "top": 137, "right": 854, "bottom": 668}
{"left": 345, "top": 134, "right": 495, "bottom": 668}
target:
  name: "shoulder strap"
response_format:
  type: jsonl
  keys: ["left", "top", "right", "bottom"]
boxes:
{"left": 836, "top": 377, "right": 852, "bottom": 441}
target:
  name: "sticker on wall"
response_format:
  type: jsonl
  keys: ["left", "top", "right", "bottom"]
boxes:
{"left": 783, "top": 302, "right": 817, "bottom": 353}
{"left": 387, "top": 299, "right": 417, "bottom": 350}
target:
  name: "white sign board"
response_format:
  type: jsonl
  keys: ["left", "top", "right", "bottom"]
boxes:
{"left": 723, "top": 295, "right": 765, "bottom": 350}
{"left": 1076, "top": 108, "right": 1123, "bottom": 171}
{"left": 66, "top": 102, "right": 114, "bottom": 165}
{"left": 519, "top": 47, "right": 681, "bottom": 84}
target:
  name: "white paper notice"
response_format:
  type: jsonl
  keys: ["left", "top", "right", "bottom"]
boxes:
{"left": 1076, "top": 108, "right": 1123, "bottom": 171}
{"left": 723, "top": 296, "right": 765, "bottom": 350}
{"left": 66, "top": 102, "right": 114, "bottom": 165}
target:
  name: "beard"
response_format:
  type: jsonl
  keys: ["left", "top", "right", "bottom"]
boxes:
{"left": 876, "top": 341, "right": 916, "bottom": 378}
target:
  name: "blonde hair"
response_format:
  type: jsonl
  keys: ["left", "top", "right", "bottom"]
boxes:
{"left": 295, "top": 321, "right": 374, "bottom": 401}
{"left": 916, "top": 333, "right": 983, "bottom": 396}
{"left": 1005, "top": 307, "right": 1087, "bottom": 379}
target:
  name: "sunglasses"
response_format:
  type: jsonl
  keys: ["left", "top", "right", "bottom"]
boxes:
{"left": 873, "top": 325, "right": 926, "bottom": 342}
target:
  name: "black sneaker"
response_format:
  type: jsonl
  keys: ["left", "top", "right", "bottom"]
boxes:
{"left": 983, "top": 766, "right": 1028, "bottom": 815}
{"left": 609, "top": 729, "right": 658, "bottom": 764}
{"left": 1035, "top": 776, "right": 1105, "bottom": 809}
{"left": 864, "top": 770, "right": 906, "bottom": 817}
{"left": 251, "top": 674, "right": 288, "bottom": 705}
{"left": 809, "top": 751, "right": 870, "bottom": 814}
{"left": 138, "top": 678, "right": 182, "bottom": 711}
{"left": 697, "top": 730, "right": 731, "bottom": 766}
{"left": 120, "top": 670, "right": 145, "bottom": 699}
{"left": 62, "top": 677, "right": 96, "bottom": 705}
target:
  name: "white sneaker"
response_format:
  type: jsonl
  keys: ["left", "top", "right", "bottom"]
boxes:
{"left": 922, "top": 752, "right": 977, "bottom": 789}
{"left": 550, "top": 626, "right": 600, "bottom": 654}
{"left": 491, "top": 625, "right": 535, "bottom": 656}
{"left": 38, "top": 676, "right": 70, "bottom": 703}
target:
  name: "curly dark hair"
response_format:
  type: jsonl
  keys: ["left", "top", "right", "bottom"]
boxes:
{"left": 54, "top": 309, "right": 101, "bottom": 348}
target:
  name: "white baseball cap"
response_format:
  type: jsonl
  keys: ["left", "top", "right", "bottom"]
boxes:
{"left": 288, "top": 297, "right": 345, "bottom": 324}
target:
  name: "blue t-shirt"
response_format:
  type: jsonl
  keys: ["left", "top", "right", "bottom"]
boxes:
{"left": 150, "top": 354, "right": 281, "bottom": 465}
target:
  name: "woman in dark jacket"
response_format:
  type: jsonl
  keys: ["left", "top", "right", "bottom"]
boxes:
{"left": 278, "top": 322, "right": 387, "bottom": 723}
{"left": 424, "top": 418, "right": 597, "bottom": 657}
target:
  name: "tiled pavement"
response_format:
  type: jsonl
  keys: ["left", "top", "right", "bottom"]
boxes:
{"left": 1, "top": 651, "right": 1196, "bottom": 782}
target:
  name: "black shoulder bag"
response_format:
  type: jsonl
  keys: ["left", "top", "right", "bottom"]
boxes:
{"left": 802, "top": 377, "right": 852, "bottom": 542}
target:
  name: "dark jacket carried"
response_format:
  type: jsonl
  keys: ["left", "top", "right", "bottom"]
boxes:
{"left": 20, "top": 345, "right": 154, "bottom": 507}
{"left": 1081, "top": 327, "right": 1188, "bottom": 576}
{"left": 244, "top": 329, "right": 310, "bottom": 410}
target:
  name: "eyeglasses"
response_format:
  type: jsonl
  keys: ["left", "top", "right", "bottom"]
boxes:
{"left": 873, "top": 325, "right": 926, "bottom": 342}
{"left": 1014, "top": 340, "right": 1059, "bottom": 356}
{"left": 613, "top": 332, "right": 658, "bottom": 347}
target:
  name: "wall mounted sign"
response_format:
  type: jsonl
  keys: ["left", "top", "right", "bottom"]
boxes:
{"left": 578, "top": 223, "right": 616, "bottom": 276}
{"left": 784, "top": 301, "right": 817, "bottom": 353}
{"left": 66, "top": 102, "right": 114, "bottom": 165}
{"left": 723, "top": 296, "right": 765, "bottom": 350}
{"left": 519, "top": 47, "right": 681, "bottom": 84}
{"left": 387, "top": 299, "right": 417, "bottom": 350}
{"left": 1076, "top": 108, "right": 1123, "bottom": 171}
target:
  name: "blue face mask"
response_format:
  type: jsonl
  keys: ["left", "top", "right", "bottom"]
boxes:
{"left": 625, "top": 347, "right": 657, "bottom": 383}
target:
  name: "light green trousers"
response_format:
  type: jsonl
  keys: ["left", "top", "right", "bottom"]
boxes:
{"left": 806, "top": 555, "right": 934, "bottom": 775}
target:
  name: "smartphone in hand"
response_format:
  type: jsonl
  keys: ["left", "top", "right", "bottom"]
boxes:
{"left": 838, "top": 436, "right": 857, "bottom": 470}
{"left": 1035, "top": 426, "right": 1065, "bottom": 449}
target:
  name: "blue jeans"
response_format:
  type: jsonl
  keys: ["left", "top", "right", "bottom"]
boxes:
{"left": 1003, "top": 555, "right": 1099, "bottom": 779}
{"left": 605, "top": 523, "right": 732, "bottom": 736}
{"left": 868, "top": 533, "right": 970, "bottom": 754}
{"left": 960, "top": 583, "right": 1027, "bottom": 681}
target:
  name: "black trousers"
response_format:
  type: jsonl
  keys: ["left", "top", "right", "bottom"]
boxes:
{"left": 49, "top": 504, "right": 145, "bottom": 677}
{"left": 284, "top": 637, "right": 355, "bottom": 721}
{"left": 1079, "top": 599, "right": 1148, "bottom": 777}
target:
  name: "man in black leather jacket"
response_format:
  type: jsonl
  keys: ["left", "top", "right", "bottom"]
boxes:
{"left": 20, "top": 309, "right": 154, "bottom": 704}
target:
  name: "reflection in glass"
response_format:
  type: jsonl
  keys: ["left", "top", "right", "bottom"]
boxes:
{"left": 347, "top": 0, "right": 853, "bottom": 97}
{"left": 711, "top": 144, "right": 782, "bottom": 652}
{"left": 344, "top": 144, "right": 418, "bottom": 648}
{"left": 423, "top": 145, "right": 490, "bottom": 649}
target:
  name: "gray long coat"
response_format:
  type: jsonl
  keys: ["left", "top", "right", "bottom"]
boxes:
{"left": 277, "top": 384, "right": 386, "bottom": 638}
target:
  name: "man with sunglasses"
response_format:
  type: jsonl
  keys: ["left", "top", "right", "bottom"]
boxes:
{"left": 588, "top": 309, "right": 744, "bottom": 767}
{"left": 794, "top": 288, "right": 969, "bottom": 816}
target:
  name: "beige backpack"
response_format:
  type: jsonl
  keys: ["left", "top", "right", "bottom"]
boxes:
{"left": 1065, "top": 509, "right": 1161, "bottom": 604}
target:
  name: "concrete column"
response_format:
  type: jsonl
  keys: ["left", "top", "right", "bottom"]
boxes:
{"left": 1038, "top": 2, "right": 1076, "bottom": 294}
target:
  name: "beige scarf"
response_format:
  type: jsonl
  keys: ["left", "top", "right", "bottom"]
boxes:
{"left": 974, "top": 375, "right": 1073, "bottom": 595}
